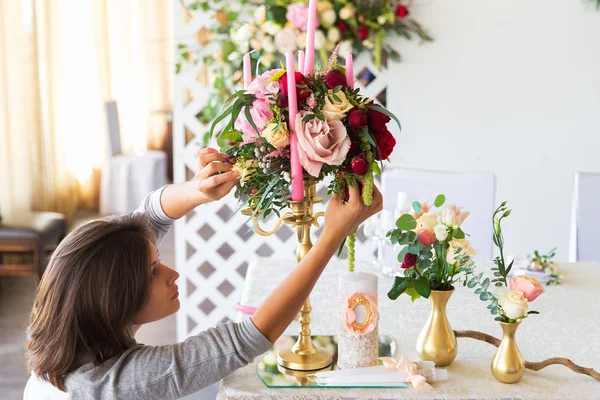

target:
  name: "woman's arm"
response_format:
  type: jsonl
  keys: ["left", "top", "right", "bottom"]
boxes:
{"left": 251, "top": 183, "right": 383, "bottom": 342}
{"left": 160, "top": 148, "right": 239, "bottom": 219}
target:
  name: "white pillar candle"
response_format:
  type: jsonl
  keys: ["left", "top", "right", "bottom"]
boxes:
{"left": 338, "top": 271, "right": 379, "bottom": 369}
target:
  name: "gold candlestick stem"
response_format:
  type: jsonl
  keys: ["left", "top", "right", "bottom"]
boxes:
{"left": 244, "top": 179, "right": 331, "bottom": 371}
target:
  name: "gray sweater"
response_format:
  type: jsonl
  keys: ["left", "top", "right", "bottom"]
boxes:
{"left": 24, "top": 188, "right": 273, "bottom": 399}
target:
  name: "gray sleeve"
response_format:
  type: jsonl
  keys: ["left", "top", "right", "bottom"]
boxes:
{"left": 67, "top": 319, "right": 272, "bottom": 399}
{"left": 134, "top": 186, "right": 176, "bottom": 244}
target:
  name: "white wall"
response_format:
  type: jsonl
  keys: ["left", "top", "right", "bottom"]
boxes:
{"left": 386, "top": 0, "right": 600, "bottom": 260}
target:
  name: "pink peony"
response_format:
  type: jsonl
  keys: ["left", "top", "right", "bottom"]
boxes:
{"left": 235, "top": 70, "right": 281, "bottom": 140}
{"left": 509, "top": 276, "right": 545, "bottom": 302}
{"left": 295, "top": 111, "right": 351, "bottom": 177}
{"left": 286, "top": 3, "right": 319, "bottom": 31}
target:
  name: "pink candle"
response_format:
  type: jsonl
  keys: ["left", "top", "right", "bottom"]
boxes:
{"left": 345, "top": 53, "right": 354, "bottom": 89}
{"left": 303, "top": 0, "right": 317, "bottom": 75}
{"left": 286, "top": 52, "right": 304, "bottom": 201}
{"left": 243, "top": 53, "right": 252, "bottom": 89}
{"left": 298, "top": 50, "right": 305, "bottom": 75}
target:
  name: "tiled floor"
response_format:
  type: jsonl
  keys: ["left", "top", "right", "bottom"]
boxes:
{"left": 0, "top": 224, "right": 218, "bottom": 400}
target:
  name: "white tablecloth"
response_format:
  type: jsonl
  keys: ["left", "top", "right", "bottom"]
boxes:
{"left": 218, "top": 260, "right": 600, "bottom": 399}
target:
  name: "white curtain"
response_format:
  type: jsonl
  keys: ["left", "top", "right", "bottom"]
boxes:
{"left": 0, "top": 0, "right": 173, "bottom": 220}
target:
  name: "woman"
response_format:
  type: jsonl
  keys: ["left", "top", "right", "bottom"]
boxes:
{"left": 24, "top": 148, "right": 383, "bottom": 399}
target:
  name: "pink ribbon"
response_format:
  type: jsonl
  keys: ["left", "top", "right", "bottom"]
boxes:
{"left": 379, "top": 356, "right": 433, "bottom": 389}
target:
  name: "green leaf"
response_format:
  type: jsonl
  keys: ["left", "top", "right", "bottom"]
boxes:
{"left": 396, "top": 214, "right": 417, "bottom": 230}
{"left": 414, "top": 278, "right": 431, "bottom": 298}
{"left": 467, "top": 280, "right": 477, "bottom": 289}
{"left": 367, "top": 105, "right": 402, "bottom": 131}
{"left": 453, "top": 227, "right": 465, "bottom": 239}
{"left": 397, "top": 246, "right": 409, "bottom": 263}
{"left": 406, "top": 231, "right": 418, "bottom": 243}
{"left": 474, "top": 288, "right": 482, "bottom": 294}
{"left": 388, "top": 277, "right": 409, "bottom": 300}
{"left": 404, "top": 284, "right": 421, "bottom": 302}
{"left": 406, "top": 244, "right": 421, "bottom": 255}
{"left": 434, "top": 194, "right": 446, "bottom": 207}
{"left": 412, "top": 201, "right": 422, "bottom": 215}
{"left": 209, "top": 104, "right": 235, "bottom": 137}
{"left": 480, "top": 292, "right": 490, "bottom": 301}
{"left": 482, "top": 278, "right": 490, "bottom": 290}
{"left": 244, "top": 106, "right": 260, "bottom": 136}
{"left": 337, "top": 237, "right": 347, "bottom": 257}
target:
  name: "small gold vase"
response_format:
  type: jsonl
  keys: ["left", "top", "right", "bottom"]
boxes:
{"left": 416, "top": 288, "right": 457, "bottom": 367}
{"left": 491, "top": 321, "right": 525, "bottom": 383}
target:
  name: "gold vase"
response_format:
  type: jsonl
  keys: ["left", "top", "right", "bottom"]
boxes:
{"left": 491, "top": 321, "right": 525, "bottom": 383}
{"left": 416, "top": 288, "right": 457, "bottom": 367}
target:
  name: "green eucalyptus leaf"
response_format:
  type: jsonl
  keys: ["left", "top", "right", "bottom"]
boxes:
{"left": 396, "top": 214, "right": 417, "bottom": 230}
{"left": 434, "top": 194, "right": 446, "bottom": 207}
{"left": 412, "top": 201, "right": 422, "bottom": 215}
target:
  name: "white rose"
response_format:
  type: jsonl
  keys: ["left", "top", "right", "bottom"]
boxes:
{"left": 262, "top": 37, "right": 276, "bottom": 53}
{"left": 296, "top": 32, "right": 307, "bottom": 50}
{"left": 250, "top": 38, "right": 262, "bottom": 51}
{"left": 325, "top": 40, "right": 336, "bottom": 51}
{"left": 338, "top": 40, "right": 353, "bottom": 56}
{"left": 339, "top": 6, "right": 355, "bottom": 20}
{"left": 433, "top": 224, "right": 448, "bottom": 242}
{"left": 501, "top": 290, "right": 529, "bottom": 320}
{"left": 327, "top": 27, "right": 340, "bottom": 42}
{"left": 275, "top": 28, "right": 297, "bottom": 54}
{"left": 260, "top": 52, "right": 275, "bottom": 67}
{"left": 315, "top": 30, "right": 326, "bottom": 50}
{"left": 363, "top": 39, "right": 374, "bottom": 49}
{"left": 233, "top": 24, "right": 251, "bottom": 44}
{"left": 263, "top": 21, "right": 282, "bottom": 36}
{"left": 321, "top": 9, "right": 337, "bottom": 26}
{"left": 377, "top": 15, "right": 387, "bottom": 25}
{"left": 254, "top": 6, "right": 266, "bottom": 24}
{"left": 321, "top": 90, "right": 353, "bottom": 121}
{"left": 493, "top": 286, "right": 509, "bottom": 304}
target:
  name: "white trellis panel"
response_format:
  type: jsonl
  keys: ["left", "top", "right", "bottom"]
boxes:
{"left": 173, "top": 4, "right": 391, "bottom": 341}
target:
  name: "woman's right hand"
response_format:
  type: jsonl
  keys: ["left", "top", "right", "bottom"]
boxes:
{"left": 322, "top": 183, "right": 383, "bottom": 240}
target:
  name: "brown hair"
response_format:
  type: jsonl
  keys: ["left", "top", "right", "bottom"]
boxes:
{"left": 25, "top": 213, "right": 156, "bottom": 391}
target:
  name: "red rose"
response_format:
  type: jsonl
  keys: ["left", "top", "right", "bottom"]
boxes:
{"left": 356, "top": 25, "right": 369, "bottom": 42}
{"left": 367, "top": 106, "right": 391, "bottom": 134}
{"left": 396, "top": 5, "right": 409, "bottom": 18}
{"left": 279, "top": 71, "right": 311, "bottom": 105}
{"left": 402, "top": 253, "right": 417, "bottom": 269}
{"left": 351, "top": 157, "right": 369, "bottom": 175}
{"left": 325, "top": 69, "right": 347, "bottom": 90}
{"left": 277, "top": 95, "right": 289, "bottom": 109}
{"left": 348, "top": 108, "right": 368, "bottom": 130}
{"left": 338, "top": 22, "right": 348, "bottom": 32}
{"left": 374, "top": 129, "right": 396, "bottom": 160}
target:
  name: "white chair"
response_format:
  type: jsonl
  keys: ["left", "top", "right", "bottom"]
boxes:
{"left": 569, "top": 172, "right": 600, "bottom": 262}
{"left": 100, "top": 101, "right": 168, "bottom": 215}
{"left": 381, "top": 168, "right": 496, "bottom": 260}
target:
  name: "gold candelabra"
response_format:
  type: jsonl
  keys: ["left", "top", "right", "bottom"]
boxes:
{"left": 241, "top": 177, "right": 332, "bottom": 371}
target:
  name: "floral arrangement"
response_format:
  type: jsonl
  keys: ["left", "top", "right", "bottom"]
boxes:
{"left": 386, "top": 195, "right": 478, "bottom": 301}
{"left": 529, "top": 248, "right": 563, "bottom": 285}
{"left": 465, "top": 202, "right": 545, "bottom": 322}
{"left": 212, "top": 49, "right": 400, "bottom": 229}
{"left": 177, "top": 0, "right": 432, "bottom": 142}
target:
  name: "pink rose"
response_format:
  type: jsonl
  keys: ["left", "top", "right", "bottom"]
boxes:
{"left": 509, "top": 276, "right": 545, "bottom": 302}
{"left": 295, "top": 111, "right": 351, "bottom": 177}
{"left": 286, "top": 3, "right": 319, "bottom": 31}
{"left": 416, "top": 228, "right": 436, "bottom": 245}
{"left": 441, "top": 204, "right": 470, "bottom": 227}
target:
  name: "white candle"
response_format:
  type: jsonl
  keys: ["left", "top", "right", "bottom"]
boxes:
{"left": 340, "top": 271, "right": 378, "bottom": 302}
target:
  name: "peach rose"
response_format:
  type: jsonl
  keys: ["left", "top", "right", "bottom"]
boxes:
{"left": 321, "top": 90, "right": 353, "bottom": 121}
{"left": 447, "top": 238, "right": 477, "bottom": 265}
{"left": 509, "top": 276, "right": 545, "bottom": 302}
{"left": 441, "top": 204, "right": 470, "bottom": 227}
{"left": 295, "top": 111, "right": 351, "bottom": 177}
{"left": 417, "top": 212, "right": 438, "bottom": 234}
{"left": 417, "top": 228, "right": 436, "bottom": 245}
{"left": 261, "top": 122, "right": 289, "bottom": 148}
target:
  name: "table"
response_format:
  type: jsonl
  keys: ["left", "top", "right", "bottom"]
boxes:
{"left": 218, "top": 259, "right": 600, "bottom": 399}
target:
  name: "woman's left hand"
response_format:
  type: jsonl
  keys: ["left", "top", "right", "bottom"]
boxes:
{"left": 194, "top": 147, "right": 240, "bottom": 204}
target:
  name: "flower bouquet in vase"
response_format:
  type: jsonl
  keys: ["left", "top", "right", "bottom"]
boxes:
{"left": 465, "top": 202, "right": 545, "bottom": 383}
{"left": 386, "top": 195, "right": 477, "bottom": 366}
{"left": 210, "top": 0, "right": 400, "bottom": 371}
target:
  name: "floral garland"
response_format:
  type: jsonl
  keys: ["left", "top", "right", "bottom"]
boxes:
{"left": 177, "top": 0, "right": 432, "bottom": 144}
